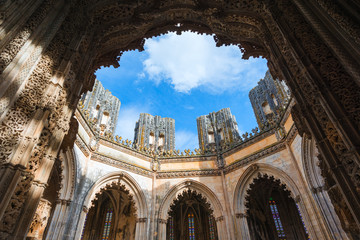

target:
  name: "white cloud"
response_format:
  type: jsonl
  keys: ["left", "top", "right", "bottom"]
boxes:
{"left": 143, "top": 31, "right": 268, "bottom": 94}
{"left": 115, "top": 105, "right": 150, "bottom": 141}
{"left": 176, "top": 130, "right": 199, "bottom": 151}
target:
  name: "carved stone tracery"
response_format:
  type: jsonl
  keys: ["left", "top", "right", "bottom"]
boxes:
{"left": 0, "top": 0, "right": 359, "bottom": 238}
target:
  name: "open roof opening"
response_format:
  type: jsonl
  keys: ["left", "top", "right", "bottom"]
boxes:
{"left": 94, "top": 31, "right": 268, "bottom": 150}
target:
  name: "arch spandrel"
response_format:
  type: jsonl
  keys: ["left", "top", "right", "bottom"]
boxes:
{"left": 158, "top": 179, "right": 224, "bottom": 221}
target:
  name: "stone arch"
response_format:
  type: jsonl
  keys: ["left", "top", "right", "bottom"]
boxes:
{"left": 75, "top": 171, "right": 149, "bottom": 240}
{"left": 42, "top": 147, "right": 77, "bottom": 239}
{"left": 83, "top": 171, "right": 148, "bottom": 218}
{"left": 157, "top": 179, "right": 226, "bottom": 240}
{"left": 302, "top": 136, "right": 349, "bottom": 239}
{"left": 233, "top": 163, "right": 317, "bottom": 239}
{"left": 1, "top": 0, "right": 360, "bottom": 238}
{"left": 82, "top": 181, "right": 137, "bottom": 240}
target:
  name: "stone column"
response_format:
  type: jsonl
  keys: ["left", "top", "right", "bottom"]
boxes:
{"left": 45, "top": 199, "right": 72, "bottom": 240}
{"left": 220, "top": 170, "right": 236, "bottom": 239}
{"left": 215, "top": 216, "right": 225, "bottom": 240}
{"left": 311, "top": 187, "right": 348, "bottom": 239}
{"left": 235, "top": 213, "right": 250, "bottom": 240}
{"left": 74, "top": 206, "right": 88, "bottom": 240}
{"left": 285, "top": 142, "right": 330, "bottom": 239}
{"left": 157, "top": 218, "right": 167, "bottom": 240}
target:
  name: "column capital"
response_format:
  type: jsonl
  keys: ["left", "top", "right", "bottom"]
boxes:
{"left": 235, "top": 213, "right": 247, "bottom": 218}
{"left": 157, "top": 218, "right": 167, "bottom": 224}
{"left": 136, "top": 217, "right": 147, "bottom": 223}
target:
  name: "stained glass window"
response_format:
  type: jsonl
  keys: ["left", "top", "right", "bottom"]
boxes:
{"left": 102, "top": 208, "right": 113, "bottom": 240}
{"left": 188, "top": 213, "right": 195, "bottom": 240}
{"left": 169, "top": 217, "right": 174, "bottom": 240}
{"left": 269, "top": 198, "right": 286, "bottom": 239}
{"left": 209, "top": 216, "right": 216, "bottom": 240}
{"left": 296, "top": 203, "right": 311, "bottom": 240}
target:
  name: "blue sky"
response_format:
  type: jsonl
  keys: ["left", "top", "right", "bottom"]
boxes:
{"left": 95, "top": 31, "right": 268, "bottom": 150}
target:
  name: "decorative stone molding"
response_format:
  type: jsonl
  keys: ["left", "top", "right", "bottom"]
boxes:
{"left": 82, "top": 206, "right": 88, "bottom": 213}
{"left": 235, "top": 213, "right": 247, "bottom": 218}
{"left": 157, "top": 169, "right": 221, "bottom": 179}
{"left": 136, "top": 217, "right": 147, "bottom": 223}
{"left": 74, "top": 135, "right": 90, "bottom": 157}
{"left": 215, "top": 216, "right": 224, "bottom": 222}
{"left": 312, "top": 186, "right": 325, "bottom": 194}
{"left": 158, "top": 218, "right": 167, "bottom": 224}
{"left": 285, "top": 124, "right": 298, "bottom": 145}
{"left": 27, "top": 198, "right": 52, "bottom": 239}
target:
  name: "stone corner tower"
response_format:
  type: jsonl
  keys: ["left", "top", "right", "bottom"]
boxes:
{"left": 249, "top": 70, "right": 290, "bottom": 130}
{"left": 134, "top": 113, "right": 175, "bottom": 151}
{"left": 197, "top": 108, "right": 240, "bottom": 152}
{"left": 79, "top": 79, "right": 121, "bottom": 134}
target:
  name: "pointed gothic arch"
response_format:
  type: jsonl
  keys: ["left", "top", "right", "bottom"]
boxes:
{"left": 76, "top": 171, "right": 148, "bottom": 240}
{"left": 302, "top": 136, "right": 350, "bottom": 238}
{"left": 0, "top": 0, "right": 360, "bottom": 238}
{"left": 233, "top": 163, "right": 318, "bottom": 239}
{"left": 81, "top": 181, "right": 137, "bottom": 240}
{"left": 158, "top": 180, "right": 225, "bottom": 240}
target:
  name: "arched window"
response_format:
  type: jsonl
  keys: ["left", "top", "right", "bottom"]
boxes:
{"left": 158, "top": 133, "right": 165, "bottom": 149}
{"left": 208, "top": 131, "right": 215, "bottom": 143}
{"left": 149, "top": 132, "right": 155, "bottom": 148}
{"left": 101, "top": 111, "right": 110, "bottom": 125}
{"left": 167, "top": 190, "right": 218, "bottom": 240}
{"left": 102, "top": 207, "right": 113, "bottom": 240}
{"left": 262, "top": 101, "right": 272, "bottom": 115}
{"left": 269, "top": 198, "right": 286, "bottom": 238}
{"left": 188, "top": 212, "right": 196, "bottom": 240}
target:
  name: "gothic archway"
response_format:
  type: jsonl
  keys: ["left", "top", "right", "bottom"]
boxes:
{"left": 158, "top": 180, "right": 225, "bottom": 240}
{"left": 166, "top": 189, "right": 218, "bottom": 240}
{"left": 76, "top": 172, "right": 148, "bottom": 240}
{"left": 81, "top": 182, "right": 137, "bottom": 240}
{"left": 0, "top": 1, "right": 359, "bottom": 238}
{"left": 302, "top": 136, "right": 352, "bottom": 239}
{"left": 245, "top": 174, "right": 309, "bottom": 240}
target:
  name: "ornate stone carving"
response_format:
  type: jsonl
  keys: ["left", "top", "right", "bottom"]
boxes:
{"left": 27, "top": 198, "right": 52, "bottom": 240}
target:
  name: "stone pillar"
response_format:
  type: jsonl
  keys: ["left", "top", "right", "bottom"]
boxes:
{"left": 45, "top": 199, "right": 72, "bottom": 240}
{"left": 74, "top": 206, "right": 88, "bottom": 240}
{"left": 235, "top": 213, "right": 250, "bottom": 240}
{"left": 285, "top": 142, "right": 330, "bottom": 239}
{"left": 311, "top": 187, "right": 348, "bottom": 239}
{"left": 150, "top": 172, "right": 156, "bottom": 239}
{"left": 215, "top": 216, "right": 225, "bottom": 240}
{"left": 219, "top": 170, "right": 236, "bottom": 239}
{"left": 157, "top": 218, "right": 167, "bottom": 240}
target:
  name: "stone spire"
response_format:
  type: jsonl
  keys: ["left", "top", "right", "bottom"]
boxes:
{"left": 134, "top": 113, "right": 175, "bottom": 151}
